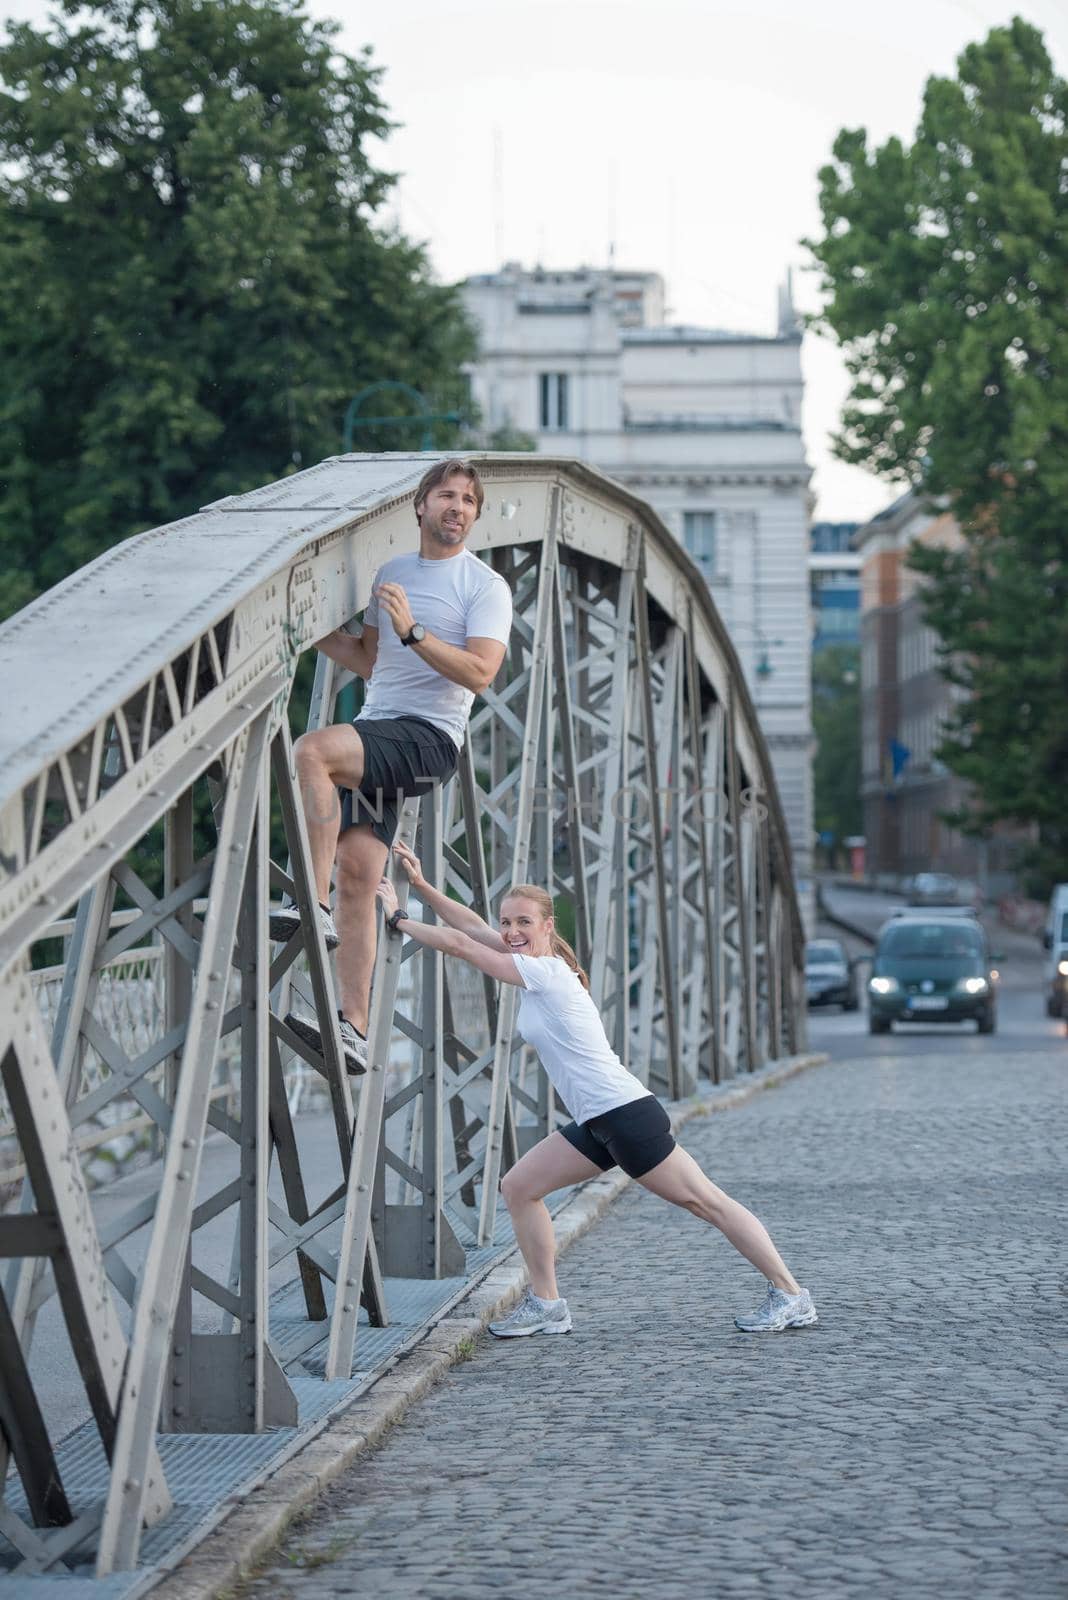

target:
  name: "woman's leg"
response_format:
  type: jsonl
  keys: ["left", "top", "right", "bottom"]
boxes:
{"left": 499, "top": 1133, "right": 605, "bottom": 1299}
{"left": 637, "top": 1145, "right": 801, "bottom": 1293}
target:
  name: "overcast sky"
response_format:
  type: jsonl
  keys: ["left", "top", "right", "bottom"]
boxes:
{"left": 5, "top": 0, "right": 1065, "bottom": 520}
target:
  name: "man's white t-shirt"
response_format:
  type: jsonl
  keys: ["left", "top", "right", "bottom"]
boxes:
{"left": 360, "top": 550, "right": 513, "bottom": 749}
{"left": 511, "top": 954, "right": 649, "bottom": 1126}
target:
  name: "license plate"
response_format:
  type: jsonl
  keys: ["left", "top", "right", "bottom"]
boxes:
{"left": 909, "top": 997, "right": 948, "bottom": 1011}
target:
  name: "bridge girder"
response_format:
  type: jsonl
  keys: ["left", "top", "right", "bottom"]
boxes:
{"left": 0, "top": 454, "right": 805, "bottom": 1578}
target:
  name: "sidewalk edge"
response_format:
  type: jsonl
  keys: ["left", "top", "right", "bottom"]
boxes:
{"left": 151, "top": 1049, "right": 829, "bottom": 1600}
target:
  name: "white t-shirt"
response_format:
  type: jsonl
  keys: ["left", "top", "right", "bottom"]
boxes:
{"left": 360, "top": 550, "right": 513, "bottom": 748}
{"left": 511, "top": 954, "right": 650, "bottom": 1126}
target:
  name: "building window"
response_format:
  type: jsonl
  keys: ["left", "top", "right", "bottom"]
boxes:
{"left": 539, "top": 373, "right": 569, "bottom": 431}
{"left": 683, "top": 511, "right": 717, "bottom": 578}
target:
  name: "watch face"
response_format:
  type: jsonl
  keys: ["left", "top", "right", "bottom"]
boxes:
{"left": 409, "top": 623, "right": 426, "bottom": 643}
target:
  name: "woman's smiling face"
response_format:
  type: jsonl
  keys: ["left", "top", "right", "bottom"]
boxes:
{"left": 499, "top": 896, "right": 553, "bottom": 957}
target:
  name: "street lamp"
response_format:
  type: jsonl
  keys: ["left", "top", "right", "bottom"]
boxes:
{"left": 342, "top": 381, "right": 466, "bottom": 452}
{"left": 728, "top": 622, "right": 784, "bottom": 680}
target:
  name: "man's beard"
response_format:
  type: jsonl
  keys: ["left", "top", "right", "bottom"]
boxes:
{"left": 425, "top": 514, "right": 467, "bottom": 546}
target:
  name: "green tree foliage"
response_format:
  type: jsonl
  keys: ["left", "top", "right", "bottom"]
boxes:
{"left": 0, "top": 0, "right": 476, "bottom": 618}
{"left": 806, "top": 17, "right": 1068, "bottom": 888}
{"left": 812, "top": 644, "right": 862, "bottom": 860}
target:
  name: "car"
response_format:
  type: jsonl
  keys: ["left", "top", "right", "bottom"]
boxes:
{"left": 908, "top": 872, "right": 960, "bottom": 906}
{"left": 867, "top": 911, "right": 999, "bottom": 1034}
{"left": 805, "top": 938, "right": 859, "bottom": 1010}
{"left": 1041, "top": 883, "right": 1068, "bottom": 1018}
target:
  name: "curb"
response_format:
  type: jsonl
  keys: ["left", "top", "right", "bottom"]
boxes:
{"left": 151, "top": 1049, "right": 829, "bottom": 1599}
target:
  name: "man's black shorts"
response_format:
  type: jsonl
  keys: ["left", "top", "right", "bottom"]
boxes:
{"left": 559, "top": 1094, "right": 675, "bottom": 1179}
{"left": 339, "top": 716, "right": 458, "bottom": 848}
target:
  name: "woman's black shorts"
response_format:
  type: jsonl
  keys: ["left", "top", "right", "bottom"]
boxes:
{"left": 339, "top": 716, "right": 458, "bottom": 849}
{"left": 559, "top": 1094, "right": 675, "bottom": 1179}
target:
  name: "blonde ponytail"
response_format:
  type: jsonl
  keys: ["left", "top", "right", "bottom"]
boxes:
{"left": 550, "top": 929, "right": 591, "bottom": 991}
{"left": 507, "top": 883, "right": 590, "bottom": 991}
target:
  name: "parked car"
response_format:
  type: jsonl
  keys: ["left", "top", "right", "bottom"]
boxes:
{"left": 908, "top": 872, "right": 960, "bottom": 906}
{"left": 868, "top": 911, "right": 999, "bottom": 1034}
{"left": 805, "top": 939, "right": 859, "bottom": 1010}
{"left": 1041, "top": 883, "right": 1068, "bottom": 1018}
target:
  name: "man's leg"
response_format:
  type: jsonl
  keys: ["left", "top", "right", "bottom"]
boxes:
{"left": 334, "top": 825, "right": 390, "bottom": 1035}
{"left": 291, "top": 726, "right": 366, "bottom": 905}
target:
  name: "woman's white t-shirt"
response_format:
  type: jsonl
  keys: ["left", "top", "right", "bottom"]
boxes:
{"left": 511, "top": 954, "right": 649, "bottom": 1126}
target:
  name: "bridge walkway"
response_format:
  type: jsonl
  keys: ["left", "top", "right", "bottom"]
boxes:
{"left": 229, "top": 1050, "right": 1065, "bottom": 1600}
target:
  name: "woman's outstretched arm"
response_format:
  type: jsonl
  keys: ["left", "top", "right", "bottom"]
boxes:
{"left": 391, "top": 841, "right": 508, "bottom": 951}
{"left": 377, "top": 879, "right": 523, "bottom": 985}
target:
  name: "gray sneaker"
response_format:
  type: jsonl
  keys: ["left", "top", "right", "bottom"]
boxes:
{"left": 269, "top": 900, "right": 340, "bottom": 951}
{"left": 489, "top": 1288, "right": 572, "bottom": 1339}
{"left": 734, "top": 1283, "right": 818, "bottom": 1333}
{"left": 285, "top": 1009, "right": 367, "bottom": 1075}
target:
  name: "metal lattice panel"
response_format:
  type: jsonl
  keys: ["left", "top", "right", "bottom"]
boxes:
{"left": 0, "top": 453, "right": 804, "bottom": 1578}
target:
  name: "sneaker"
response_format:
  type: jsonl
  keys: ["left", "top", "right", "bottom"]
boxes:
{"left": 488, "top": 1288, "right": 572, "bottom": 1339}
{"left": 285, "top": 1009, "right": 367, "bottom": 1075}
{"left": 734, "top": 1283, "right": 818, "bottom": 1333}
{"left": 269, "top": 901, "right": 340, "bottom": 951}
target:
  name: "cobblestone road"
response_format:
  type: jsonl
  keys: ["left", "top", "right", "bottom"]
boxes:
{"left": 239, "top": 1052, "right": 1066, "bottom": 1599}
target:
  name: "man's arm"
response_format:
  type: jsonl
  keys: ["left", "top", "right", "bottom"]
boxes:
{"left": 375, "top": 581, "right": 505, "bottom": 692}
{"left": 313, "top": 624, "right": 379, "bottom": 680}
{"left": 410, "top": 633, "right": 505, "bottom": 694}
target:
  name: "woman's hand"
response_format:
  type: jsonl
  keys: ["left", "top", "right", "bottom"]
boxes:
{"left": 376, "top": 878, "right": 400, "bottom": 920}
{"left": 391, "top": 840, "right": 425, "bottom": 887}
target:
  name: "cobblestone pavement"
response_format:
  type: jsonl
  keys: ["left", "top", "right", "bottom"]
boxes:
{"left": 238, "top": 1052, "right": 1066, "bottom": 1599}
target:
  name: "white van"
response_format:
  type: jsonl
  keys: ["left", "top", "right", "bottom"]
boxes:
{"left": 1042, "top": 884, "right": 1068, "bottom": 1017}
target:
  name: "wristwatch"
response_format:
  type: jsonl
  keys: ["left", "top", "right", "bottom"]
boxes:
{"left": 386, "top": 907, "right": 406, "bottom": 933}
{"left": 401, "top": 622, "right": 426, "bottom": 647}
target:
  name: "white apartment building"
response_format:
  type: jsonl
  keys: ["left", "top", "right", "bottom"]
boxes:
{"left": 462, "top": 264, "right": 814, "bottom": 908}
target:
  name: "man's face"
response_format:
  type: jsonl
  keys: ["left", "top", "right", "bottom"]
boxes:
{"left": 417, "top": 473, "right": 479, "bottom": 548}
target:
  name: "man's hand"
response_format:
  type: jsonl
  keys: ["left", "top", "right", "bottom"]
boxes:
{"left": 375, "top": 582, "right": 416, "bottom": 639}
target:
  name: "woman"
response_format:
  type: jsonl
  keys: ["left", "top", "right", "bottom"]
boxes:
{"left": 376, "top": 842, "right": 817, "bottom": 1337}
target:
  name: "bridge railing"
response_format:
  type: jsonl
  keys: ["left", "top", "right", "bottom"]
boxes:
{"left": 0, "top": 453, "right": 805, "bottom": 1578}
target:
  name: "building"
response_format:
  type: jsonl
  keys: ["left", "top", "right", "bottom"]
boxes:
{"left": 462, "top": 264, "right": 814, "bottom": 908}
{"left": 809, "top": 522, "right": 860, "bottom": 653}
{"left": 855, "top": 492, "right": 1020, "bottom": 888}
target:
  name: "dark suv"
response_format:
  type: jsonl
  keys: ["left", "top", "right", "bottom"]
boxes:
{"left": 868, "top": 912, "right": 998, "bottom": 1035}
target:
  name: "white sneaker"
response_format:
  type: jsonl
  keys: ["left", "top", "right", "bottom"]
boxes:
{"left": 734, "top": 1283, "right": 818, "bottom": 1333}
{"left": 488, "top": 1288, "right": 572, "bottom": 1338}
{"left": 269, "top": 900, "right": 340, "bottom": 951}
{"left": 285, "top": 1010, "right": 367, "bottom": 1075}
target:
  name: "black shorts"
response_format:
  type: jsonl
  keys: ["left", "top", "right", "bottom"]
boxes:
{"left": 559, "top": 1094, "right": 675, "bottom": 1180}
{"left": 339, "top": 716, "right": 459, "bottom": 848}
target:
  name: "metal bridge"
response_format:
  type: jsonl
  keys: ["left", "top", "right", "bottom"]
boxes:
{"left": 0, "top": 453, "right": 805, "bottom": 1585}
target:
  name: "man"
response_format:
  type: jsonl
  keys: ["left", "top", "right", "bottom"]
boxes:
{"left": 270, "top": 459, "right": 512, "bottom": 1071}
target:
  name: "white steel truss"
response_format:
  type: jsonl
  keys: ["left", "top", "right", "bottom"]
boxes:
{"left": 0, "top": 454, "right": 805, "bottom": 1576}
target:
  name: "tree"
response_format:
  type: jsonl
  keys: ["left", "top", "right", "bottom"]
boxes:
{"left": 0, "top": 0, "right": 476, "bottom": 619}
{"left": 806, "top": 17, "right": 1068, "bottom": 889}
{"left": 812, "top": 644, "right": 862, "bottom": 863}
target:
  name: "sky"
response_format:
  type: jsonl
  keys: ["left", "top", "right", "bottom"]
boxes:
{"left": 5, "top": 0, "right": 1066, "bottom": 520}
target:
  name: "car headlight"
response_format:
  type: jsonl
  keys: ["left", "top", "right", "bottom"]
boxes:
{"left": 869, "top": 976, "right": 899, "bottom": 995}
{"left": 1058, "top": 959, "right": 1068, "bottom": 977}
{"left": 956, "top": 977, "right": 989, "bottom": 995}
